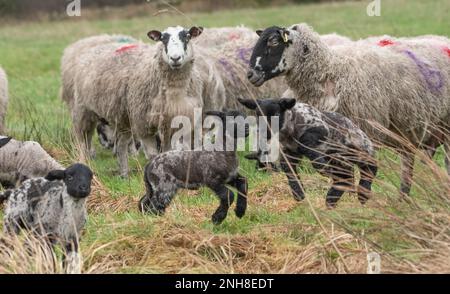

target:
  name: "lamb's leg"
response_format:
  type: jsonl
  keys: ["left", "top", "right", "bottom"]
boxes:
{"left": 141, "top": 136, "right": 159, "bottom": 160}
{"left": 400, "top": 152, "right": 415, "bottom": 196}
{"left": 326, "top": 166, "right": 354, "bottom": 209}
{"left": 116, "top": 131, "right": 132, "bottom": 178}
{"left": 211, "top": 185, "right": 235, "bottom": 225}
{"left": 233, "top": 174, "right": 248, "bottom": 218}
{"left": 72, "top": 107, "right": 97, "bottom": 159}
{"left": 356, "top": 161, "right": 378, "bottom": 205}
{"left": 280, "top": 151, "right": 305, "bottom": 201}
{"left": 139, "top": 175, "right": 177, "bottom": 215}
{"left": 63, "top": 237, "right": 81, "bottom": 274}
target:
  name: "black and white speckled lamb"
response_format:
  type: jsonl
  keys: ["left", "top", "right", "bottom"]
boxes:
{"left": 239, "top": 98, "right": 378, "bottom": 208}
{"left": 0, "top": 163, "right": 93, "bottom": 273}
{"left": 139, "top": 110, "right": 249, "bottom": 225}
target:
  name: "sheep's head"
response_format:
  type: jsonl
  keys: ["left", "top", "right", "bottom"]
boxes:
{"left": 238, "top": 98, "right": 296, "bottom": 139}
{"left": 148, "top": 26, "right": 203, "bottom": 70}
{"left": 46, "top": 163, "right": 93, "bottom": 199}
{"left": 248, "top": 26, "right": 299, "bottom": 86}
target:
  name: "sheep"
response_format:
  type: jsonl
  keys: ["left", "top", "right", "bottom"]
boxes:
{"left": 96, "top": 118, "right": 142, "bottom": 156}
{"left": 139, "top": 110, "right": 249, "bottom": 225}
{"left": 61, "top": 34, "right": 137, "bottom": 111}
{"left": 0, "top": 163, "right": 93, "bottom": 273}
{"left": 239, "top": 98, "right": 377, "bottom": 208}
{"left": 71, "top": 26, "right": 226, "bottom": 177}
{"left": 0, "top": 136, "right": 64, "bottom": 188}
{"left": 247, "top": 24, "right": 450, "bottom": 195}
{"left": 195, "top": 26, "right": 257, "bottom": 49}
{"left": 0, "top": 67, "right": 8, "bottom": 134}
{"left": 61, "top": 34, "right": 138, "bottom": 157}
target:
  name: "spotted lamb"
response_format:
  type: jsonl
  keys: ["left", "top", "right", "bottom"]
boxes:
{"left": 0, "top": 163, "right": 94, "bottom": 273}
{"left": 139, "top": 110, "right": 249, "bottom": 225}
{"left": 239, "top": 98, "right": 378, "bottom": 208}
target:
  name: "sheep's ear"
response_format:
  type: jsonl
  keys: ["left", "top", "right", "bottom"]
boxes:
{"left": 205, "top": 111, "right": 225, "bottom": 119}
{"left": 189, "top": 26, "right": 203, "bottom": 38}
{"left": 245, "top": 152, "right": 260, "bottom": 161}
{"left": 45, "top": 170, "right": 65, "bottom": 181}
{"left": 279, "top": 98, "right": 296, "bottom": 110}
{"left": 256, "top": 29, "right": 263, "bottom": 37}
{"left": 148, "top": 30, "right": 162, "bottom": 42}
{"left": 238, "top": 98, "right": 258, "bottom": 110}
{"left": 0, "top": 137, "right": 12, "bottom": 148}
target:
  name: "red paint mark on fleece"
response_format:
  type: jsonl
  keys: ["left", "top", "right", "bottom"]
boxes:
{"left": 378, "top": 39, "right": 395, "bottom": 47}
{"left": 443, "top": 47, "right": 450, "bottom": 58}
{"left": 115, "top": 44, "right": 138, "bottom": 54}
{"left": 228, "top": 33, "right": 240, "bottom": 41}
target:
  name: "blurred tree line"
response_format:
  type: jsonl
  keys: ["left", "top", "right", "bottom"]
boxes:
{"left": 0, "top": 0, "right": 349, "bottom": 17}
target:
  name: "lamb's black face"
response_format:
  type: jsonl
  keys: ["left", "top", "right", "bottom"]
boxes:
{"left": 64, "top": 164, "right": 93, "bottom": 199}
{"left": 46, "top": 163, "right": 93, "bottom": 199}
{"left": 248, "top": 26, "right": 291, "bottom": 87}
{"left": 238, "top": 98, "right": 296, "bottom": 140}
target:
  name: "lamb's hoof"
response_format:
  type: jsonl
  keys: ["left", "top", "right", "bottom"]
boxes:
{"left": 212, "top": 212, "right": 227, "bottom": 225}
{"left": 326, "top": 201, "right": 338, "bottom": 209}
{"left": 234, "top": 206, "right": 246, "bottom": 219}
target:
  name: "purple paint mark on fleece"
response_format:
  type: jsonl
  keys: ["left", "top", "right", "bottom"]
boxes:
{"left": 404, "top": 50, "right": 444, "bottom": 93}
{"left": 237, "top": 47, "right": 253, "bottom": 65}
{"left": 219, "top": 58, "right": 238, "bottom": 83}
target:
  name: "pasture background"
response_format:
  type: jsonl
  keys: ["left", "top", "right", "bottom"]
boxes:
{"left": 0, "top": 0, "right": 449, "bottom": 273}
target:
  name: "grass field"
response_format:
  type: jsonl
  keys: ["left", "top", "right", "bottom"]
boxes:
{"left": 0, "top": 0, "right": 449, "bottom": 273}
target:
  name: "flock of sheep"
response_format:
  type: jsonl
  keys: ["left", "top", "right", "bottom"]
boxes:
{"left": 0, "top": 22, "right": 449, "bottom": 272}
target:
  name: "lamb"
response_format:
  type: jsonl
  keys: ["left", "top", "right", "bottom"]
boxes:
{"left": 0, "top": 163, "right": 93, "bottom": 273}
{"left": 0, "top": 136, "right": 64, "bottom": 188}
{"left": 139, "top": 110, "right": 249, "bottom": 225}
{"left": 71, "top": 26, "right": 226, "bottom": 177}
{"left": 239, "top": 98, "right": 377, "bottom": 208}
{"left": 247, "top": 24, "right": 450, "bottom": 195}
{"left": 0, "top": 67, "right": 9, "bottom": 133}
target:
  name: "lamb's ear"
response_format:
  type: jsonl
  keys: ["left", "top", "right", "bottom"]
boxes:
{"left": 189, "top": 26, "right": 203, "bottom": 38}
{"left": 279, "top": 98, "right": 296, "bottom": 110}
{"left": 0, "top": 137, "right": 12, "bottom": 148}
{"left": 45, "top": 170, "right": 65, "bottom": 181}
{"left": 256, "top": 29, "right": 263, "bottom": 37}
{"left": 238, "top": 98, "right": 257, "bottom": 110}
{"left": 245, "top": 152, "right": 259, "bottom": 161}
{"left": 205, "top": 111, "right": 225, "bottom": 119}
{"left": 148, "top": 30, "right": 162, "bottom": 42}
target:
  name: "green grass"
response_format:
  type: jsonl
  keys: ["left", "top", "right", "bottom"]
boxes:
{"left": 0, "top": 0, "right": 449, "bottom": 273}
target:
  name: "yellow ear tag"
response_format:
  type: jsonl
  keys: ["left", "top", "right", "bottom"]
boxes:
{"left": 282, "top": 32, "right": 289, "bottom": 43}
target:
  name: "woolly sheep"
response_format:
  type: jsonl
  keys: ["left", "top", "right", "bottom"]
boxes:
{"left": 0, "top": 67, "right": 8, "bottom": 133}
{"left": 0, "top": 163, "right": 93, "bottom": 273}
{"left": 61, "top": 34, "right": 138, "bottom": 157}
{"left": 239, "top": 98, "right": 377, "bottom": 207}
{"left": 71, "top": 26, "right": 224, "bottom": 177}
{"left": 139, "top": 110, "right": 249, "bottom": 225}
{"left": 247, "top": 24, "right": 450, "bottom": 195}
{"left": 0, "top": 136, "right": 64, "bottom": 188}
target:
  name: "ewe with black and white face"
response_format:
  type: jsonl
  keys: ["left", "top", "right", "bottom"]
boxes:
{"left": 248, "top": 26, "right": 299, "bottom": 86}
{"left": 148, "top": 26, "right": 203, "bottom": 70}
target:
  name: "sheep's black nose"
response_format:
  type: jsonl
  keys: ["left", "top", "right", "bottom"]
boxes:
{"left": 79, "top": 184, "right": 88, "bottom": 192}
{"left": 171, "top": 56, "right": 181, "bottom": 62}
